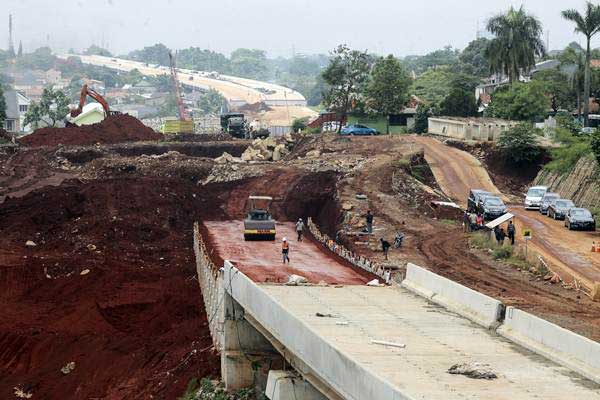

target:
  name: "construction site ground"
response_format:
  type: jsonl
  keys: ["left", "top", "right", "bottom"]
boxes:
{"left": 2, "top": 128, "right": 600, "bottom": 398}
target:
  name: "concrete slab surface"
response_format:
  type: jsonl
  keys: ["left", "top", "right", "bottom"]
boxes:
{"left": 205, "top": 221, "right": 372, "bottom": 285}
{"left": 256, "top": 284, "right": 600, "bottom": 400}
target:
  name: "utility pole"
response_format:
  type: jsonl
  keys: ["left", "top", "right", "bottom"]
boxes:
{"left": 8, "top": 14, "right": 15, "bottom": 57}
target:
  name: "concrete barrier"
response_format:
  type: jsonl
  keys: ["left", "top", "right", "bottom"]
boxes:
{"left": 401, "top": 263, "right": 504, "bottom": 329}
{"left": 498, "top": 307, "right": 600, "bottom": 384}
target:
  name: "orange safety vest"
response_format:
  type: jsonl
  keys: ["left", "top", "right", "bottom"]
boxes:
{"left": 282, "top": 241, "right": 289, "bottom": 251}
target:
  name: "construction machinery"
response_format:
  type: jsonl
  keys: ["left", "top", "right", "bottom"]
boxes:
{"left": 243, "top": 196, "right": 276, "bottom": 241}
{"left": 162, "top": 51, "right": 194, "bottom": 134}
{"left": 70, "top": 84, "right": 119, "bottom": 119}
{"left": 220, "top": 113, "right": 270, "bottom": 139}
{"left": 220, "top": 113, "right": 247, "bottom": 138}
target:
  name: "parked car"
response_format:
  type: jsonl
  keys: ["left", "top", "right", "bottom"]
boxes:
{"left": 564, "top": 208, "right": 596, "bottom": 231}
{"left": 547, "top": 199, "right": 575, "bottom": 220}
{"left": 340, "top": 124, "right": 378, "bottom": 136}
{"left": 539, "top": 192, "right": 560, "bottom": 215}
{"left": 467, "top": 189, "right": 491, "bottom": 213}
{"left": 524, "top": 186, "right": 548, "bottom": 210}
{"left": 479, "top": 196, "right": 508, "bottom": 221}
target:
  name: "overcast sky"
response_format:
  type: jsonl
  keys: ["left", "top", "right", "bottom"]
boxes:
{"left": 2, "top": 0, "right": 600, "bottom": 58}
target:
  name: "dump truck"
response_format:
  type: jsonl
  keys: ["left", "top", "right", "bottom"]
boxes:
{"left": 220, "top": 113, "right": 247, "bottom": 138}
{"left": 243, "top": 196, "right": 276, "bottom": 241}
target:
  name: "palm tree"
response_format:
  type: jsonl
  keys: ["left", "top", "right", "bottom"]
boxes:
{"left": 562, "top": 2, "right": 600, "bottom": 127}
{"left": 485, "top": 6, "right": 546, "bottom": 84}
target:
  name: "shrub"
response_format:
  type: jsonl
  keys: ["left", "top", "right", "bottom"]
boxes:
{"left": 413, "top": 104, "right": 434, "bottom": 134}
{"left": 545, "top": 127, "right": 592, "bottom": 173}
{"left": 497, "top": 123, "right": 541, "bottom": 165}
{"left": 591, "top": 129, "right": 600, "bottom": 165}
{"left": 492, "top": 246, "right": 513, "bottom": 260}
{"left": 291, "top": 117, "right": 309, "bottom": 133}
{"left": 555, "top": 111, "right": 582, "bottom": 134}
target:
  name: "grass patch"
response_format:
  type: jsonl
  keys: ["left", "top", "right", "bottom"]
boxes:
{"left": 179, "top": 378, "right": 257, "bottom": 400}
{"left": 545, "top": 128, "right": 593, "bottom": 173}
{"left": 469, "top": 232, "right": 534, "bottom": 269}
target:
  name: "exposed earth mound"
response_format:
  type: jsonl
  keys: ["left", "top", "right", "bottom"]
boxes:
{"left": 19, "top": 114, "right": 163, "bottom": 148}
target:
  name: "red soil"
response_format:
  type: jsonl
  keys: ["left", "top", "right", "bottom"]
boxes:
{"left": 0, "top": 178, "right": 222, "bottom": 399}
{"left": 19, "top": 114, "right": 163, "bottom": 148}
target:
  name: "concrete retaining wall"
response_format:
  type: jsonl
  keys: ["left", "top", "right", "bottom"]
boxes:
{"left": 401, "top": 263, "right": 504, "bottom": 329}
{"left": 193, "top": 222, "right": 224, "bottom": 351}
{"left": 307, "top": 217, "right": 390, "bottom": 283}
{"left": 428, "top": 117, "right": 516, "bottom": 141}
{"left": 498, "top": 307, "right": 600, "bottom": 384}
{"left": 224, "top": 261, "right": 415, "bottom": 400}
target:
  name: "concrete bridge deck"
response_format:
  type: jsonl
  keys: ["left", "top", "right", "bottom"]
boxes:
{"left": 201, "top": 221, "right": 600, "bottom": 399}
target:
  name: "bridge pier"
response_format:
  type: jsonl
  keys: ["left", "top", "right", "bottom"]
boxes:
{"left": 222, "top": 290, "right": 279, "bottom": 391}
{"left": 265, "top": 371, "right": 327, "bottom": 400}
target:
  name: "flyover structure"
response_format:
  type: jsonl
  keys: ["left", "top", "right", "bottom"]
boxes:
{"left": 194, "top": 221, "right": 600, "bottom": 400}
{"left": 62, "top": 54, "right": 317, "bottom": 127}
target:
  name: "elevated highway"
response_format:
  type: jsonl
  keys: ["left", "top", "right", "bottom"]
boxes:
{"left": 194, "top": 221, "right": 600, "bottom": 399}
{"left": 63, "top": 54, "right": 317, "bottom": 127}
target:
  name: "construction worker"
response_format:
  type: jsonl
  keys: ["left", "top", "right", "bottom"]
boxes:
{"left": 468, "top": 212, "right": 478, "bottom": 232}
{"left": 507, "top": 221, "right": 516, "bottom": 245}
{"left": 282, "top": 238, "right": 290, "bottom": 264}
{"left": 296, "top": 218, "right": 305, "bottom": 242}
{"left": 366, "top": 210, "right": 374, "bottom": 234}
{"left": 380, "top": 238, "right": 391, "bottom": 260}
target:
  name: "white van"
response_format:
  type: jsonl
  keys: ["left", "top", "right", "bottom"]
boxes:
{"left": 525, "top": 186, "right": 548, "bottom": 210}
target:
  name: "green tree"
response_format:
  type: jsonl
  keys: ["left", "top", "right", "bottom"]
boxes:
{"left": 562, "top": 2, "right": 600, "bottom": 126}
{"left": 532, "top": 69, "right": 575, "bottom": 112}
{"left": 128, "top": 43, "right": 171, "bottom": 66}
{"left": 16, "top": 47, "right": 57, "bottom": 70}
{"left": 365, "top": 55, "right": 411, "bottom": 133}
{"left": 486, "top": 82, "right": 549, "bottom": 121}
{"left": 24, "top": 87, "right": 70, "bottom": 128}
{"left": 459, "top": 38, "right": 491, "bottom": 77}
{"left": 292, "top": 117, "right": 309, "bottom": 132}
{"left": 177, "top": 47, "right": 231, "bottom": 72}
{"left": 591, "top": 129, "right": 600, "bottom": 165}
{"left": 0, "top": 85, "right": 6, "bottom": 127}
{"left": 85, "top": 45, "right": 112, "bottom": 57}
{"left": 497, "top": 123, "right": 541, "bottom": 165}
{"left": 440, "top": 87, "right": 478, "bottom": 117}
{"left": 322, "top": 44, "right": 371, "bottom": 132}
{"left": 197, "top": 89, "right": 225, "bottom": 115}
{"left": 485, "top": 6, "right": 546, "bottom": 84}
{"left": 413, "top": 104, "right": 434, "bottom": 134}
{"left": 230, "top": 48, "right": 269, "bottom": 80}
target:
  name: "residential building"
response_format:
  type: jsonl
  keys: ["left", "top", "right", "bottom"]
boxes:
{"left": 3, "top": 90, "right": 32, "bottom": 133}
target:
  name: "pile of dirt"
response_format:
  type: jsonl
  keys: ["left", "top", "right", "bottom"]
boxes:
{"left": 19, "top": 114, "right": 163, "bottom": 148}
{"left": 0, "top": 177, "right": 222, "bottom": 399}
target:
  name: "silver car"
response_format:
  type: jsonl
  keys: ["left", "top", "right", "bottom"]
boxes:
{"left": 539, "top": 192, "right": 559, "bottom": 215}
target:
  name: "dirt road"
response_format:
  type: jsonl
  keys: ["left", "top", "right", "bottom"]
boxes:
{"left": 412, "top": 135, "right": 600, "bottom": 292}
{"left": 408, "top": 136, "right": 505, "bottom": 207}
{"left": 204, "top": 221, "right": 374, "bottom": 284}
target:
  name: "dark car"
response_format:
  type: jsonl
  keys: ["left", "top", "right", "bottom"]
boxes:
{"left": 340, "top": 124, "right": 378, "bottom": 136}
{"left": 565, "top": 208, "right": 596, "bottom": 231}
{"left": 479, "top": 196, "right": 508, "bottom": 221}
{"left": 467, "top": 189, "right": 491, "bottom": 213}
{"left": 539, "top": 192, "right": 559, "bottom": 215}
{"left": 547, "top": 199, "right": 575, "bottom": 220}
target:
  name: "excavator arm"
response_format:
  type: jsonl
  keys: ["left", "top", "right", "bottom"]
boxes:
{"left": 70, "top": 84, "right": 113, "bottom": 118}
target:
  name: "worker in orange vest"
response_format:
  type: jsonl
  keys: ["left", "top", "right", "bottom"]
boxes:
{"left": 282, "top": 238, "right": 290, "bottom": 264}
